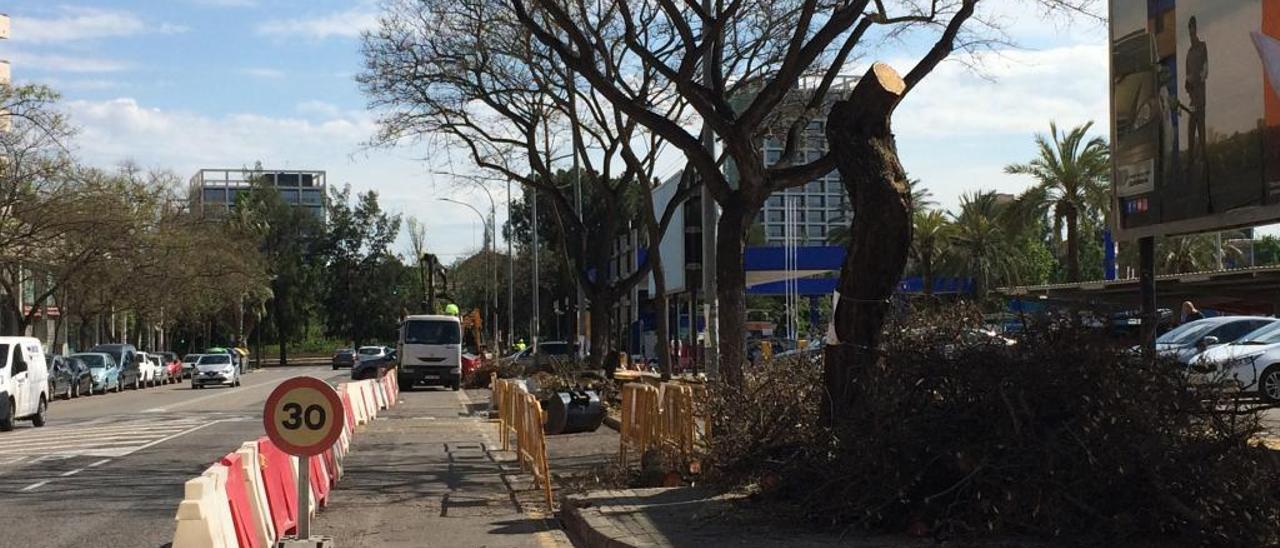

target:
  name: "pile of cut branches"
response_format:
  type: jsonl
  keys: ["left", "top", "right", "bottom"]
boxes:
{"left": 706, "top": 305, "right": 1280, "bottom": 545}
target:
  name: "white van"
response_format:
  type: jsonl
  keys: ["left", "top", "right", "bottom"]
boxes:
{"left": 0, "top": 336, "right": 50, "bottom": 431}
{"left": 397, "top": 314, "right": 463, "bottom": 391}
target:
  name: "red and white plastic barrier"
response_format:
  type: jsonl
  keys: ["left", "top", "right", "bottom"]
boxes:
{"left": 170, "top": 374, "right": 401, "bottom": 547}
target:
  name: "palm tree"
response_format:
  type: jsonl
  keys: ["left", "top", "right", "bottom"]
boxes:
{"left": 1005, "top": 121, "right": 1111, "bottom": 283}
{"left": 911, "top": 210, "right": 951, "bottom": 295}
{"left": 1159, "top": 233, "right": 1246, "bottom": 274}
{"left": 946, "top": 192, "right": 1022, "bottom": 297}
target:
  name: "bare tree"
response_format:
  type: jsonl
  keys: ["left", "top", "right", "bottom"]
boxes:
{"left": 503, "top": 0, "right": 1097, "bottom": 403}
{"left": 360, "top": 0, "right": 698, "bottom": 370}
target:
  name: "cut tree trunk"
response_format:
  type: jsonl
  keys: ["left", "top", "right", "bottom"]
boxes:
{"left": 823, "top": 63, "right": 914, "bottom": 422}
{"left": 588, "top": 294, "right": 611, "bottom": 368}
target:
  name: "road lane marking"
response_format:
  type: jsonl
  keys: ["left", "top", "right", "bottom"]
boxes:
{"left": 59, "top": 468, "right": 84, "bottom": 477}
{"left": 88, "top": 459, "right": 110, "bottom": 468}
{"left": 19, "top": 481, "right": 47, "bottom": 492}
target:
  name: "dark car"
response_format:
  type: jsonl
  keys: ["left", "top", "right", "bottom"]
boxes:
{"left": 351, "top": 349, "right": 397, "bottom": 381}
{"left": 332, "top": 348, "right": 356, "bottom": 370}
{"left": 88, "top": 344, "right": 142, "bottom": 390}
{"left": 47, "top": 355, "right": 93, "bottom": 399}
{"left": 509, "top": 341, "right": 577, "bottom": 373}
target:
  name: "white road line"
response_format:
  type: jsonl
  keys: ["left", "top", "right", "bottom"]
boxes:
{"left": 88, "top": 459, "right": 110, "bottom": 468}
{"left": 19, "top": 481, "right": 48, "bottom": 492}
{"left": 125, "top": 419, "right": 229, "bottom": 457}
{"left": 59, "top": 468, "right": 84, "bottom": 477}
{"left": 150, "top": 378, "right": 282, "bottom": 412}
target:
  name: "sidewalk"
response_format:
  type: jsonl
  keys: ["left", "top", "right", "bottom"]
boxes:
{"left": 311, "top": 386, "right": 569, "bottom": 547}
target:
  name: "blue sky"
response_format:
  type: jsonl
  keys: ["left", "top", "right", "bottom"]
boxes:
{"left": 3, "top": 1, "right": 1115, "bottom": 260}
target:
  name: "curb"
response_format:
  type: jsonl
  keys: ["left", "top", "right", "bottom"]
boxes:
{"left": 559, "top": 493, "right": 634, "bottom": 548}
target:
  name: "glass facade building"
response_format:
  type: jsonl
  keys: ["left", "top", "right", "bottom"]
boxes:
{"left": 755, "top": 120, "right": 850, "bottom": 247}
{"left": 189, "top": 169, "right": 327, "bottom": 219}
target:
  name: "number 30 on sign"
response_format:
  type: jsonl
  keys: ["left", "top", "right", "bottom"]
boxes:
{"left": 263, "top": 376, "right": 345, "bottom": 456}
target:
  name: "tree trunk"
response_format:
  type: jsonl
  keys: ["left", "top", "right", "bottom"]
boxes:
{"left": 823, "top": 63, "right": 913, "bottom": 422}
{"left": 1065, "top": 205, "right": 1080, "bottom": 282}
{"left": 639, "top": 184, "right": 674, "bottom": 380}
{"left": 587, "top": 295, "right": 611, "bottom": 368}
{"left": 922, "top": 253, "right": 934, "bottom": 296}
{"left": 715, "top": 201, "right": 750, "bottom": 387}
{"left": 274, "top": 294, "right": 288, "bottom": 367}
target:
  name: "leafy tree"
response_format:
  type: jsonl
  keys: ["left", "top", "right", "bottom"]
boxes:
{"left": 910, "top": 210, "right": 952, "bottom": 295}
{"left": 1257, "top": 235, "right": 1280, "bottom": 266}
{"left": 235, "top": 177, "right": 325, "bottom": 366}
{"left": 1158, "top": 233, "right": 1245, "bottom": 274}
{"left": 320, "top": 186, "right": 402, "bottom": 347}
{"left": 945, "top": 192, "right": 1023, "bottom": 298}
{"left": 1005, "top": 121, "right": 1111, "bottom": 282}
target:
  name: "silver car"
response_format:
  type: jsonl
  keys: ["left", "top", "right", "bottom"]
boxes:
{"left": 191, "top": 354, "right": 240, "bottom": 389}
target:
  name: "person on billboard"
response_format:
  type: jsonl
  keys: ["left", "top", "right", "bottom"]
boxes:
{"left": 1185, "top": 16, "right": 1209, "bottom": 190}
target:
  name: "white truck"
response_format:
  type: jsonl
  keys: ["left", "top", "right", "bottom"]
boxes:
{"left": 397, "top": 315, "right": 463, "bottom": 391}
{"left": 0, "top": 337, "right": 50, "bottom": 431}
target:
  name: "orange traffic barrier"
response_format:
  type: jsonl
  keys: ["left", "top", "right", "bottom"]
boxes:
{"left": 619, "top": 383, "right": 660, "bottom": 468}
{"left": 620, "top": 382, "right": 707, "bottom": 471}
{"left": 491, "top": 377, "right": 554, "bottom": 509}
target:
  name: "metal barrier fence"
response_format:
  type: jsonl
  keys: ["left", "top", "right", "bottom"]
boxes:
{"left": 491, "top": 375, "right": 554, "bottom": 509}
{"left": 619, "top": 382, "right": 707, "bottom": 472}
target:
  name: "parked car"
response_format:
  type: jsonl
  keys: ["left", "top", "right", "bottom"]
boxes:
{"left": 156, "top": 351, "right": 183, "bottom": 380}
{"left": 47, "top": 355, "right": 92, "bottom": 399}
{"left": 1191, "top": 321, "right": 1280, "bottom": 402}
{"left": 180, "top": 354, "right": 203, "bottom": 378}
{"left": 192, "top": 353, "right": 240, "bottom": 389}
{"left": 510, "top": 341, "right": 576, "bottom": 373}
{"left": 151, "top": 354, "right": 175, "bottom": 385}
{"left": 0, "top": 336, "right": 50, "bottom": 431}
{"left": 72, "top": 352, "right": 120, "bottom": 393}
{"left": 332, "top": 348, "right": 356, "bottom": 370}
{"left": 88, "top": 344, "right": 141, "bottom": 390}
{"left": 1153, "top": 316, "right": 1277, "bottom": 365}
{"left": 134, "top": 352, "right": 159, "bottom": 387}
{"left": 357, "top": 346, "right": 388, "bottom": 362}
{"left": 352, "top": 349, "right": 397, "bottom": 381}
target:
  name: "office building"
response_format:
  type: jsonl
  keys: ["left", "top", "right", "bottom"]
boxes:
{"left": 189, "top": 168, "right": 327, "bottom": 219}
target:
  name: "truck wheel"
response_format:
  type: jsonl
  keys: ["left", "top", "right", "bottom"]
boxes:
{"left": 0, "top": 399, "right": 14, "bottom": 431}
{"left": 31, "top": 397, "right": 47, "bottom": 427}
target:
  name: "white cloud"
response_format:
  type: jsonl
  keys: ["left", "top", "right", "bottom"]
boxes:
{"left": 7, "top": 51, "right": 132, "bottom": 73}
{"left": 241, "top": 68, "right": 285, "bottom": 79}
{"left": 296, "top": 100, "right": 342, "bottom": 117}
{"left": 895, "top": 44, "right": 1108, "bottom": 138}
{"left": 256, "top": 6, "right": 379, "bottom": 40}
{"left": 63, "top": 97, "right": 494, "bottom": 258}
{"left": 16, "top": 7, "right": 186, "bottom": 44}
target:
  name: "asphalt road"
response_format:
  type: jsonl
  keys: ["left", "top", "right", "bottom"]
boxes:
{"left": 0, "top": 365, "right": 347, "bottom": 548}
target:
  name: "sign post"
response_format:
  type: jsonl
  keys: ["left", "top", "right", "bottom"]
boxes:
{"left": 264, "top": 376, "right": 344, "bottom": 548}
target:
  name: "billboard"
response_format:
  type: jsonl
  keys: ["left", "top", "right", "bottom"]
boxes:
{"left": 1111, "top": 0, "right": 1280, "bottom": 238}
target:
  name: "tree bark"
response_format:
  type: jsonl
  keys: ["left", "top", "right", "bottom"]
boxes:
{"left": 587, "top": 293, "right": 611, "bottom": 368}
{"left": 823, "top": 63, "right": 913, "bottom": 422}
{"left": 640, "top": 185, "right": 674, "bottom": 380}
{"left": 922, "top": 253, "right": 934, "bottom": 296}
{"left": 1065, "top": 204, "right": 1080, "bottom": 282}
{"left": 715, "top": 199, "right": 751, "bottom": 387}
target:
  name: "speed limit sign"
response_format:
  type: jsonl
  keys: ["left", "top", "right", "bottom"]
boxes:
{"left": 264, "top": 376, "right": 345, "bottom": 456}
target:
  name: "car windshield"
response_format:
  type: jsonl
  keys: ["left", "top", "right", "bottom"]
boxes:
{"left": 1156, "top": 320, "right": 1218, "bottom": 345}
{"left": 403, "top": 320, "right": 461, "bottom": 345}
{"left": 1237, "top": 322, "right": 1280, "bottom": 345}
{"left": 198, "top": 355, "right": 231, "bottom": 365}
{"left": 358, "top": 347, "right": 382, "bottom": 355}
{"left": 183, "top": 354, "right": 202, "bottom": 362}
{"left": 75, "top": 354, "right": 106, "bottom": 367}
{"left": 336, "top": 348, "right": 353, "bottom": 354}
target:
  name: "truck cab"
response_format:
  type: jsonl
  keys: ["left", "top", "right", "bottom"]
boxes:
{"left": 0, "top": 337, "right": 50, "bottom": 431}
{"left": 397, "top": 314, "right": 463, "bottom": 391}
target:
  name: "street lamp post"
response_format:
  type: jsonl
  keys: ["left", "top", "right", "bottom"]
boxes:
{"left": 460, "top": 182, "right": 502, "bottom": 350}
{"left": 439, "top": 197, "right": 496, "bottom": 352}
